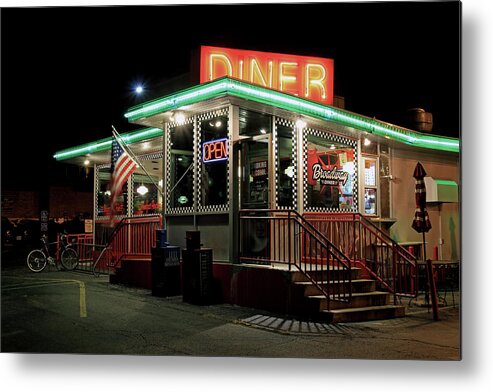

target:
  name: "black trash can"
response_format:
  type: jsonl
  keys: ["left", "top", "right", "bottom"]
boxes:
{"left": 181, "top": 230, "right": 213, "bottom": 305}
{"left": 182, "top": 248, "right": 213, "bottom": 305}
{"left": 151, "top": 245, "right": 181, "bottom": 297}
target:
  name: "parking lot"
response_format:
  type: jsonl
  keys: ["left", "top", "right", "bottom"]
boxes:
{"left": 1, "top": 258, "right": 460, "bottom": 360}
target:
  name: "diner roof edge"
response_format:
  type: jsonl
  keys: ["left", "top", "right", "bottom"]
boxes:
{"left": 53, "top": 127, "right": 163, "bottom": 162}
{"left": 124, "top": 76, "right": 459, "bottom": 153}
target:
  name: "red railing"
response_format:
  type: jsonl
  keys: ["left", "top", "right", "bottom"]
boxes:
{"left": 56, "top": 233, "right": 112, "bottom": 275}
{"left": 55, "top": 216, "right": 162, "bottom": 275}
{"left": 239, "top": 209, "right": 352, "bottom": 308}
{"left": 107, "top": 215, "right": 162, "bottom": 269}
{"left": 303, "top": 213, "right": 418, "bottom": 302}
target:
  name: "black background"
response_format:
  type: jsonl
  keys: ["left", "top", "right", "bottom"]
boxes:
{"left": 1, "top": 2, "right": 460, "bottom": 191}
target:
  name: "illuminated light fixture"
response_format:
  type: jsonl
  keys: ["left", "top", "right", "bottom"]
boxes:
{"left": 121, "top": 77, "right": 459, "bottom": 153}
{"left": 330, "top": 144, "right": 336, "bottom": 150}
{"left": 215, "top": 120, "right": 222, "bottom": 128}
{"left": 284, "top": 166, "right": 294, "bottom": 178}
{"left": 175, "top": 112, "right": 186, "bottom": 125}
{"left": 104, "top": 190, "right": 111, "bottom": 196}
{"left": 83, "top": 159, "right": 90, "bottom": 166}
{"left": 364, "top": 138, "right": 371, "bottom": 146}
{"left": 142, "top": 142, "right": 150, "bottom": 149}
{"left": 295, "top": 118, "right": 307, "bottom": 130}
{"left": 177, "top": 196, "right": 188, "bottom": 205}
{"left": 158, "top": 179, "right": 163, "bottom": 188}
{"left": 260, "top": 129, "right": 267, "bottom": 134}
{"left": 137, "top": 184, "right": 149, "bottom": 195}
{"left": 135, "top": 85, "right": 144, "bottom": 94}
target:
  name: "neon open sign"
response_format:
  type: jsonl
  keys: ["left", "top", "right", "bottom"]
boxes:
{"left": 202, "top": 138, "right": 229, "bottom": 163}
{"left": 200, "top": 46, "right": 334, "bottom": 106}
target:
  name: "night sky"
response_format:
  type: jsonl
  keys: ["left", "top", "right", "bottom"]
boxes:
{"left": 1, "top": 2, "right": 460, "bottom": 192}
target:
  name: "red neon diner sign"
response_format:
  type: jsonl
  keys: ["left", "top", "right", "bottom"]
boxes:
{"left": 200, "top": 46, "right": 334, "bottom": 106}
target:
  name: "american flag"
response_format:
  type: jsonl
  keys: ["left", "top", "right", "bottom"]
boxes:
{"left": 109, "top": 133, "right": 137, "bottom": 216}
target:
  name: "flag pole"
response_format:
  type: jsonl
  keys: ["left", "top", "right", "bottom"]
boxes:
{"left": 112, "top": 125, "right": 164, "bottom": 199}
{"left": 112, "top": 125, "right": 167, "bottom": 232}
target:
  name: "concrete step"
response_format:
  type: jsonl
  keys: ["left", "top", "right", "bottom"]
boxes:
{"left": 308, "top": 291, "right": 391, "bottom": 310}
{"left": 293, "top": 279, "right": 376, "bottom": 296}
{"left": 291, "top": 267, "right": 361, "bottom": 282}
{"left": 321, "top": 305, "right": 406, "bottom": 323}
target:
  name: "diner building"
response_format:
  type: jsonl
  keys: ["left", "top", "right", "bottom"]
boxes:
{"left": 54, "top": 47, "right": 460, "bottom": 322}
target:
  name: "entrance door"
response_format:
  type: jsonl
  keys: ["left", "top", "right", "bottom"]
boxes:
{"left": 240, "top": 137, "right": 270, "bottom": 209}
{"left": 237, "top": 137, "right": 271, "bottom": 260}
{"left": 234, "top": 109, "right": 273, "bottom": 262}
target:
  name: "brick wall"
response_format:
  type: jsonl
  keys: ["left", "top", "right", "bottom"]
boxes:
{"left": 1, "top": 187, "right": 92, "bottom": 220}
{"left": 1, "top": 190, "right": 39, "bottom": 219}
{"left": 49, "top": 186, "right": 93, "bottom": 219}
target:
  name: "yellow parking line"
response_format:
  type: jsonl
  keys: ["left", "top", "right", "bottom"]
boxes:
{"left": 2, "top": 277, "right": 87, "bottom": 318}
{"left": 79, "top": 281, "right": 87, "bottom": 318}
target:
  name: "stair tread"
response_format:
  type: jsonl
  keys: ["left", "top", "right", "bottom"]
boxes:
{"left": 308, "top": 291, "right": 389, "bottom": 299}
{"left": 294, "top": 279, "right": 374, "bottom": 285}
{"left": 322, "top": 304, "right": 405, "bottom": 314}
{"left": 292, "top": 266, "right": 361, "bottom": 271}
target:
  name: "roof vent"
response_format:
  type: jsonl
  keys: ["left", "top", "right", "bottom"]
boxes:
{"left": 406, "top": 108, "right": 433, "bottom": 133}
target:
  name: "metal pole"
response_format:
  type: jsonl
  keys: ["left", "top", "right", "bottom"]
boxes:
{"left": 288, "top": 210, "right": 291, "bottom": 271}
{"left": 424, "top": 231, "right": 439, "bottom": 321}
{"left": 112, "top": 126, "right": 165, "bottom": 199}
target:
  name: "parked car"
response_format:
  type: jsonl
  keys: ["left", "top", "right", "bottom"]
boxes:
{"left": 1, "top": 216, "right": 15, "bottom": 250}
{"left": 14, "top": 219, "right": 42, "bottom": 247}
{"left": 16, "top": 218, "right": 67, "bottom": 245}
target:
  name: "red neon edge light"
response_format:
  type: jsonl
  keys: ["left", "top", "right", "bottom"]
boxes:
{"left": 200, "top": 46, "right": 334, "bottom": 106}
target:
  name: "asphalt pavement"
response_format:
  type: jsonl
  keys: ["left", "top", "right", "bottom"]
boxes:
{"left": 1, "top": 257, "right": 461, "bottom": 360}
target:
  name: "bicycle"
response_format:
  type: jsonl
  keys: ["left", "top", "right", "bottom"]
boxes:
{"left": 26, "top": 233, "right": 79, "bottom": 272}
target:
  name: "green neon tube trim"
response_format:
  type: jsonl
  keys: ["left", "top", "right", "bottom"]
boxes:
{"left": 124, "top": 77, "right": 459, "bottom": 153}
{"left": 53, "top": 127, "right": 163, "bottom": 160}
{"left": 434, "top": 179, "right": 458, "bottom": 186}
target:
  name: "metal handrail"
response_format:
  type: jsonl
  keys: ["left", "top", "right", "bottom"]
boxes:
{"left": 105, "top": 215, "right": 162, "bottom": 271}
{"left": 239, "top": 209, "right": 352, "bottom": 308}
{"left": 303, "top": 212, "right": 418, "bottom": 301}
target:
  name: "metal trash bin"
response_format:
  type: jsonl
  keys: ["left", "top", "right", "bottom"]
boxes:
{"left": 182, "top": 231, "right": 213, "bottom": 305}
{"left": 151, "top": 245, "right": 181, "bottom": 297}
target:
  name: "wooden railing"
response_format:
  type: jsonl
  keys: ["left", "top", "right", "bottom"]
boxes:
{"left": 303, "top": 213, "right": 418, "bottom": 302}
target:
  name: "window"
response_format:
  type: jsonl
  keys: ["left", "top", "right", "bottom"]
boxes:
{"left": 305, "top": 132, "right": 356, "bottom": 211}
{"left": 239, "top": 109, "right": 272, "bottom": 136}
{"left": 379, "top": 152, "right": 391, "bottom": 218}
{"left": 364, "top": 158, "right": 378, "bottom": 215}
{"left": 276, "top": 122, "right": 295, "bottom": 208}
{"left": 133, "top": 174, "right": 161, "bottom": 215}
{"left": 199, "top": 111, "right": 229, "bottom": 208}
{"left": 239, "top": 109, "right": 272, "bottom": 208}
{"left": 96, "top": 167, "right": 128, "bottom": 217}
{"left": 169, "top": 122, "right": 194, "bottom": 209}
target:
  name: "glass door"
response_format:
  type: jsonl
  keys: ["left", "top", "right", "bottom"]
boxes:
{"left": 236, "top": 109, "right": 273, "bottom": 262}
{"left": 240, "top": 138, "right": 270, "bottom": 209}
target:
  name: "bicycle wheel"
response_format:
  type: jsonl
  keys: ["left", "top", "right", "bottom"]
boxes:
{"left": 27, "top": 250, "right": 47, "bottom": 272}
{"left": 61, "top": 247, "right": 78, "bottom": 270}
